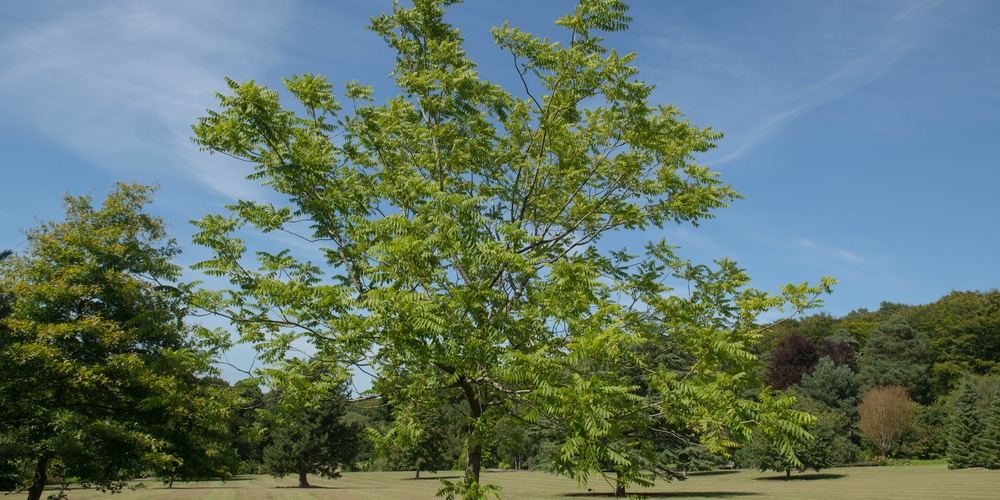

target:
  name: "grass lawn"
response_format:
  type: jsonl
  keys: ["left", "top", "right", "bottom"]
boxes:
{"left": 50, "top": 465, "right": 1000, "bottom": 499}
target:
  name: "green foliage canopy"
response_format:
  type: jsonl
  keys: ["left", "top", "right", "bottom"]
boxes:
{"left": 189, "top": 0, "right": 832, "bottom": 495}
{"left": 0, "top": 183, "right": 234, "bottom": 500}
{"left": 857, "top": 317, "right": 929, "bottom": 402}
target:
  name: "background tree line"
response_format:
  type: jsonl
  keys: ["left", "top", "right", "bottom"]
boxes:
{"left": 735, "top": 296, "right": 1000, "bottom": 473}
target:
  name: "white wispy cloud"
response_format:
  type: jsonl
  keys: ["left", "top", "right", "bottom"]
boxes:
{"left": 713, "top": 0, "right": 943, "bottom": 164}
{"left": 0, "top": 0, "right": 293, "bottom": 200}
{"left": 793, "top": 238, "right": 869, "bottom": 267}
{"left": 643, "top": 0, "right": 944, "bottom": 165}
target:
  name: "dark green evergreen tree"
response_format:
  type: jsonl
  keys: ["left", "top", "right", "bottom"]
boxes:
{"left": 263, "top": 382, "right": 360, "bottom": 487}
{"left": 947, "top": 377, "right": 986, "bottom": 469}
{"left": 983, "top": 382, "right": 1000, "bottom": 469}
{"left": 799, "top": 356, "right": 858, "bottom": 419}
{"left": 858, "top": 316, "right": 930, "bottom": 402}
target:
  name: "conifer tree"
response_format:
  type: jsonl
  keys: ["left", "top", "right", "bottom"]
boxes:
{"left": 264, "top": 372, "right": 359, "bottom": 488}
{"left": 947, "top": 377, "right": 985, "bottom": 469}
{"left": 857, "top": 317, "right": 929, "bottom": 402}
{"left": 799, "top": 356, "right": 858, "bottom": 419}
{"left": 983, "top": 382, "right": 1000, "bottom": 469}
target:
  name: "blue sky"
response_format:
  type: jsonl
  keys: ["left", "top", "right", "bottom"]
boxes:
{"left": 1, "top": 1, "right": 998, "bottom": 348}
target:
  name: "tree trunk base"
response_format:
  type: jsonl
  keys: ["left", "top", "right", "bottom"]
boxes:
{"left": 27, "top": 456, "right": 50, "bottom": 500}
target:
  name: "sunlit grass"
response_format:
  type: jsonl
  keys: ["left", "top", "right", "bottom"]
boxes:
{"left": 54, "top": 464, "right": 1000, "bottom": 499}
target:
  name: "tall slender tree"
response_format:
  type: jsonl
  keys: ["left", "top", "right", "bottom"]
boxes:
{"left": 947, "top": 376, "right": 988, "bottom": 469}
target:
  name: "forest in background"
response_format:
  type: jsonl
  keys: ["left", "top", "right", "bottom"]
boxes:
{"left": 226, "top": 289, "right": 1000, "bottom": 479}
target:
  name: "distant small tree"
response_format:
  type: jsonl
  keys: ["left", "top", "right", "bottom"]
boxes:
{"left": 947, "top": 377, "right": 987, "bottom": 469}
{"left": 262, "top": 364, "right": 360, "bottom": 488}
{"left": 858, "top": 386, "right": 914, "bottom": 458}
{"left": 766, "top": 333, "right": 819, "bottom": 390}
{"left": 492, "top": 415, "right": 538, "bottom": 471}
{"left": 737, "top": 411, "right": 840, "bottom": 479}
{"left": 367, "top": 400, "right": 456, "bottom": 478}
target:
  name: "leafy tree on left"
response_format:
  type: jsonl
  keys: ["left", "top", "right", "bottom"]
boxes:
{"left": 0, "top": 183, "right": 236, "bottom": 500}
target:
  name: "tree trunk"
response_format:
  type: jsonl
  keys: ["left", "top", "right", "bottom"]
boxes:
{"left": 785, "top": 468, "right": 791, "bottom": 480}
{"left": 456, "top": 376, "right": 484, "bottom": 487}
{"left": 415, "top": 467, "right": 420, "bottom": 479}
{"left": 615, "top": 471, "right": 626, "bottom": 497}
{"left": 466, "top": 441, "right": 483, "bottom": 486}
{"left": 27, "top": 456, "right": 49, "bottom": 500}
{"left": 298, "top": 469, "right": 310, "bottom": 488}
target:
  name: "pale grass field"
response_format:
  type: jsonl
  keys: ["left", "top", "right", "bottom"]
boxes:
{"left": 51, "top": 465, "right": 1000, "bottom": 499}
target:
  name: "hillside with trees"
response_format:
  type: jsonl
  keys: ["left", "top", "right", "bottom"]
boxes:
{"left": 743, "top": 293, "right": 1000, "bottom": 469}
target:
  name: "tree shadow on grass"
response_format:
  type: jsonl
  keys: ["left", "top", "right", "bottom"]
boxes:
{"left": 685, "top": 470, "right": 742, "bottom": 477}
{"left": 153, "top": 485, "right": 347, "bottom": 491}
{"left": 564, "top": 492, "right": 759, "bottom": 498}
{"left": 274, "top": 485, "right": 379, "bottom": 489}
{"left": 754, "top": 473, "right": 846, "bottom": 481}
